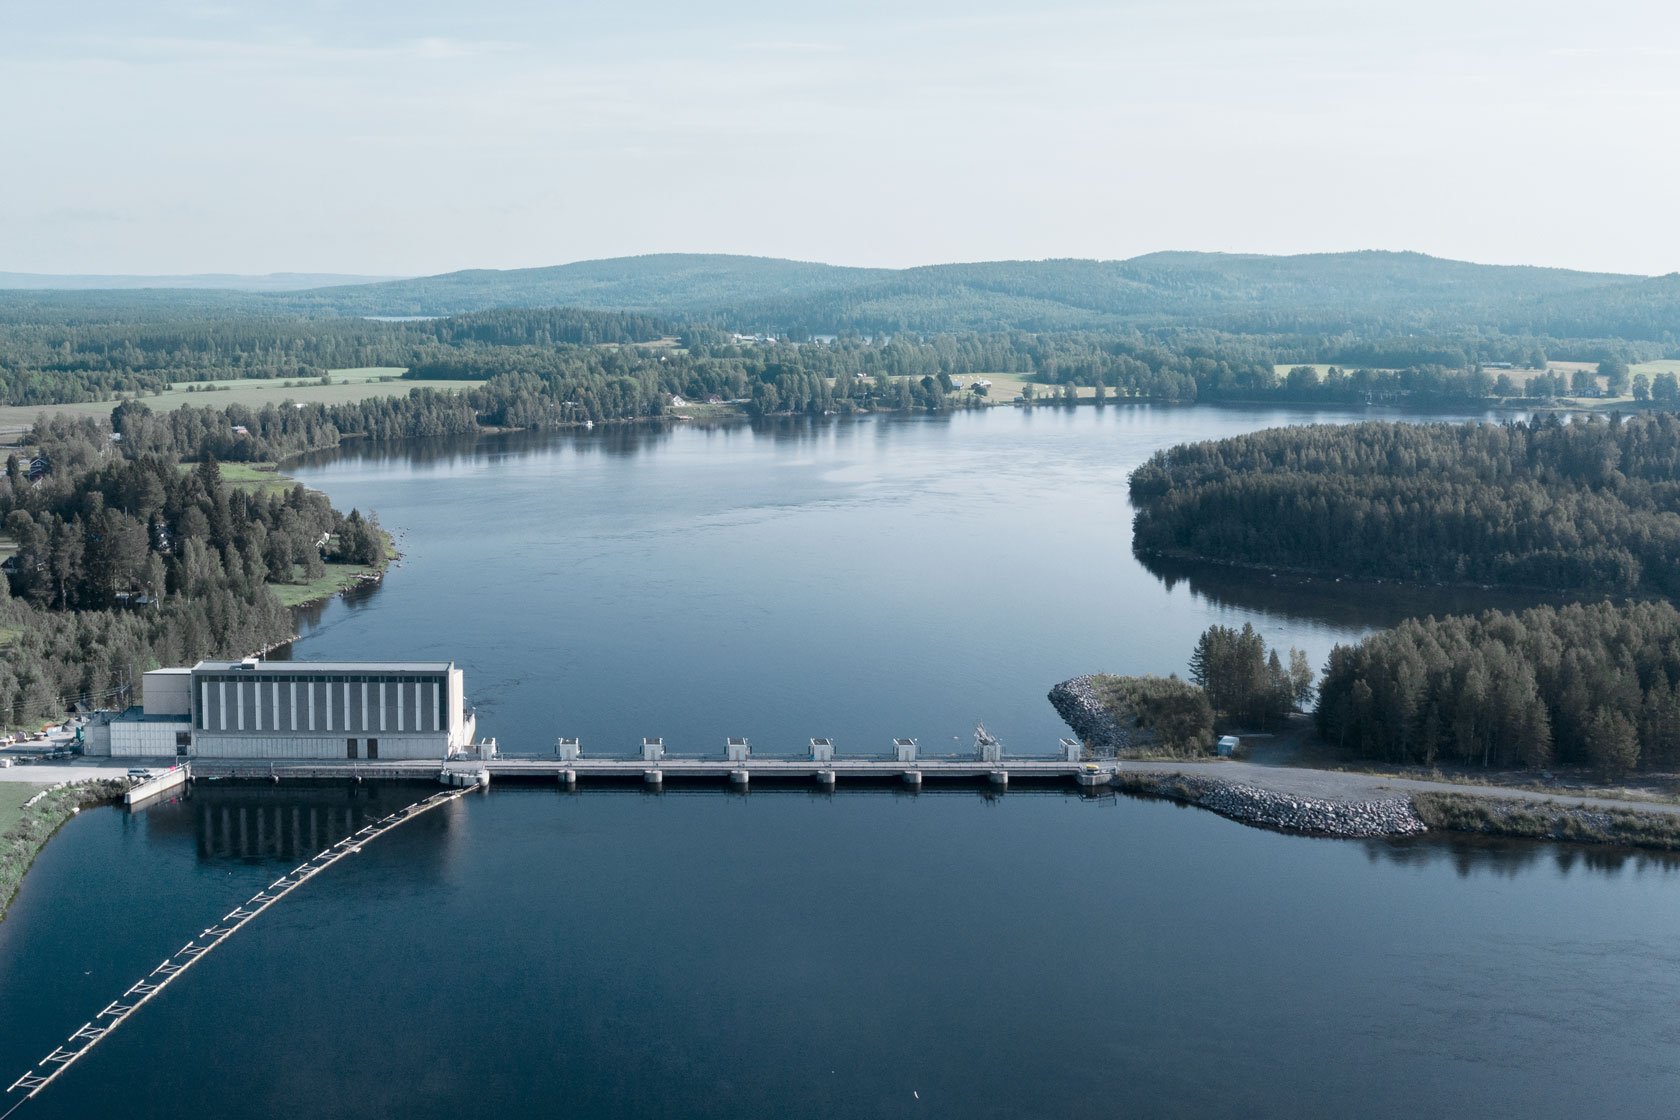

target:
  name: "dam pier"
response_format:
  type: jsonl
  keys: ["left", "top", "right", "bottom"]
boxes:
{"left": 189, "top": 734, "right": 1117, "bottom": 793}
{"left": 83, "top": 661, "right": 1117, "bottom": 797}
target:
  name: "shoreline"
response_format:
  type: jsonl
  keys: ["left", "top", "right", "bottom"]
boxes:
{"left": 1115, "top": 767, "right": 1680, "bottom": 851}
{"left": 232, "top": 460, "right": 398, "bottom": 612}
{"left": 0, "top": 780, "right": 128, "bottom": 923}
{"left": 1116, "top": 771, "right": 1427, "bottom": 838}
{"left": 1054, "top": 675, "right": 1680, "bottom": 851}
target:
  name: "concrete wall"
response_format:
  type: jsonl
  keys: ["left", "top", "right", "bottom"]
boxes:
{"left": 84, "top": 718, "right": 112, "bottom": 757}
{"left": 448, "top": 667, "right": 466, "bottom": 747}
{"left": 111, "top": 720, "right": 191, "bottom": 758}
{"left": 188, "top": 733, "right": 451, "bottom": 761}
{"left": 142, "top": 669, "right": 193, "bottom": 716}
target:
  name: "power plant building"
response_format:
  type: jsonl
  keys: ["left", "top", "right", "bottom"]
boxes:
{"left": 91, "top": 659, "right": 476, "bottom": 760}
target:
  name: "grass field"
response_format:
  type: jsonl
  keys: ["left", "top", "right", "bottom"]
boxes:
{"left": 1270, "top": 363, "right": 1401, "bottom": 378}
{"left": 174, "top": 460, "right": 297, "bottom": 496}
{"left": 269, "top": 521, "right": 396, "bottom": 608}
{"left": 972, "top": 372, "right": 1098, "bottom": 400}
{"left": 269, "top": 562, "right": 383, "bottom": 607}
{"left": 0, "top": 367, "right": 480, "bottom": 432}
{"left": 0, "top": 783, "right": 49, "bottom": 838}
{"left": 825, "top": 372, "right": 1099, "bottom": 402}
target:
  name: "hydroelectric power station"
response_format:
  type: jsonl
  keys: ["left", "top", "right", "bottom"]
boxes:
{"left": 82, "top": 660, "right": 1114, "bottom": 792}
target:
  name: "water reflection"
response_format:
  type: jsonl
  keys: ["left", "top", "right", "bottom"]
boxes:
{"left": 1362, "top": 833, "right": 1680, "bottom": 878}
{"left": 139, "top": 781, "right": 446, "bottom": 865}
{"left": 1137, "top": 552, "right": 1583, "bottom": 631}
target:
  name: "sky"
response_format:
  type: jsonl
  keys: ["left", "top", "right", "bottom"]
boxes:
{"left": 3, "top": 0, "right": 1677, "bottom": 277}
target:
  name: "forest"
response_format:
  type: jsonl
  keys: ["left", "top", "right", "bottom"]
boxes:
{"left": 0, "top": 404, "right": 393, "bottom": 728}
{"left": 1315, "top": 601, "right": 1680, "bottom": 775}
{"left": 1187, "top": 623, "right": 1314, "bottom": 731}
{"left": 1130, "top": 414, "right": 1680, "bottom": 596}
{"left": 4, "top": 300, "right": 1639, "bottom": 420}
{"left": 0, "top": 307, "right": 673, "bottom": 406}
{"left": 8, "top": 250, "right": 1673, "bottom": 341}
{"left": 3, "top": 249, "right": 1676, "bottom": 418}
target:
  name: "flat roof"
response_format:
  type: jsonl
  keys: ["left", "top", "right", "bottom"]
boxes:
{"left": 192, "top": 660, "right": 454, "bottom": 673}
{"left": 114, "top": 706, "right": 192, "bottom": 723}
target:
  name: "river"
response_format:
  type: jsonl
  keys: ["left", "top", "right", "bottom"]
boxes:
{"left": 3, "top": 403, "right": 1678, "bottom": 1118}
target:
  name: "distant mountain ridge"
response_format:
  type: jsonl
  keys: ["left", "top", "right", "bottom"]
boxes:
{"left": 2, "top": 251, "right": 1675, "bottom": 341}
{"left": 0, "top": 272, "right": 405, "bottom": 291}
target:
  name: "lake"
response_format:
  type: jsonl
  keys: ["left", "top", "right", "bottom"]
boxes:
{"left": 5, "top": 403, "right": 1677, "bottom": 1119}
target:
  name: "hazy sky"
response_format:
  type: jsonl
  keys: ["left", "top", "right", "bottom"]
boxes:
{"left": 4, "top": 0, "right": 1677, "bottom": 276}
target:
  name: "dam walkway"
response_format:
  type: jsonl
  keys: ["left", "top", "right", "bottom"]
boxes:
{"left": 187, "top": 735, "right": 1118, "bottom": 791}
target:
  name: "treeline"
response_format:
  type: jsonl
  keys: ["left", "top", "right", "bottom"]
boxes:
{"left": 1187, "top": 623, "right": 1314, "bottom": 730}
{"left": 398, "top": 328, "right": 1656, "bottom": 411}
{"left": 1131, "top": 414, "right": 1680, "bottom": 595}
{"left": 1316, "top": 601, "right": 1680, "bottom": 775}
{"left": 12, "top": 291, "right": 1671, "bottom": 416}
{"left": 1089, "top": 624, "right": 1314, "bottom": 755}
{"left": 0, "top": 366, "right": 177, "bottom": 408}
{"left": 0, "top": 306, "right": 675, "bottom": 404}
{"left": 0, "top": 405, "right": 406, "bottom": 727}
{"left": 0, "top": 313, "right": 392, "bottom": 390}
{"left": 408, "top": 330, "right": 1275, "bottom": 407}
{"left": 423, "top": 307, "right": 674, "bottom": 347}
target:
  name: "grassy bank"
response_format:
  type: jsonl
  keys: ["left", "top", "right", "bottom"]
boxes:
{"left": 174, "top": 461, "right": 398, "bottom": 609}
{"left": 1412, "top": 792, "right": 1680, "bottom": 851}
{"left": 270, "top": 529, "right": 396, "bottom": 608}
{"left": 1, "top": 780, "right": 129, "bottom": 922}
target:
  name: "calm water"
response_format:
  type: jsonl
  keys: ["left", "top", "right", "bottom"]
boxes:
{"left": 285, "top": 404, "right": 1530, "bottom": 756}
{"left": 5, "top": 404, "right": 1678, "bottom": 1119}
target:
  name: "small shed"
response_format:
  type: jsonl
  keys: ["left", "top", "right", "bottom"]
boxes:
{"left": 1216, "top": 735, "right": 1240, "bottom": 757}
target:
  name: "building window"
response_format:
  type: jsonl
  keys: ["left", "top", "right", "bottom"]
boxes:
{"left": 367, "top": 738, "right": 379, "bottom": 760}
{"left": 347, "top": 738, "right": 358, "bottom": 760}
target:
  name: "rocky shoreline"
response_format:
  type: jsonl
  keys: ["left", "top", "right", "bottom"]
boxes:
{"left": 1047, "top": 675, "right": 1134, "bottom": 752}
{"left": 1116, "top": 772, "right": 1429, "bottom": 838}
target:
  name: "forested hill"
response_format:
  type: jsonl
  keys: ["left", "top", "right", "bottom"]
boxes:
{"left": 4, "top": 251, "right": 1675, "bottom": 341}
{"left": 1129, "top": 415, "right": 1680, "bottom": 596}
{"left": 0, "top": 272, "right": 399, "bottom": 292}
